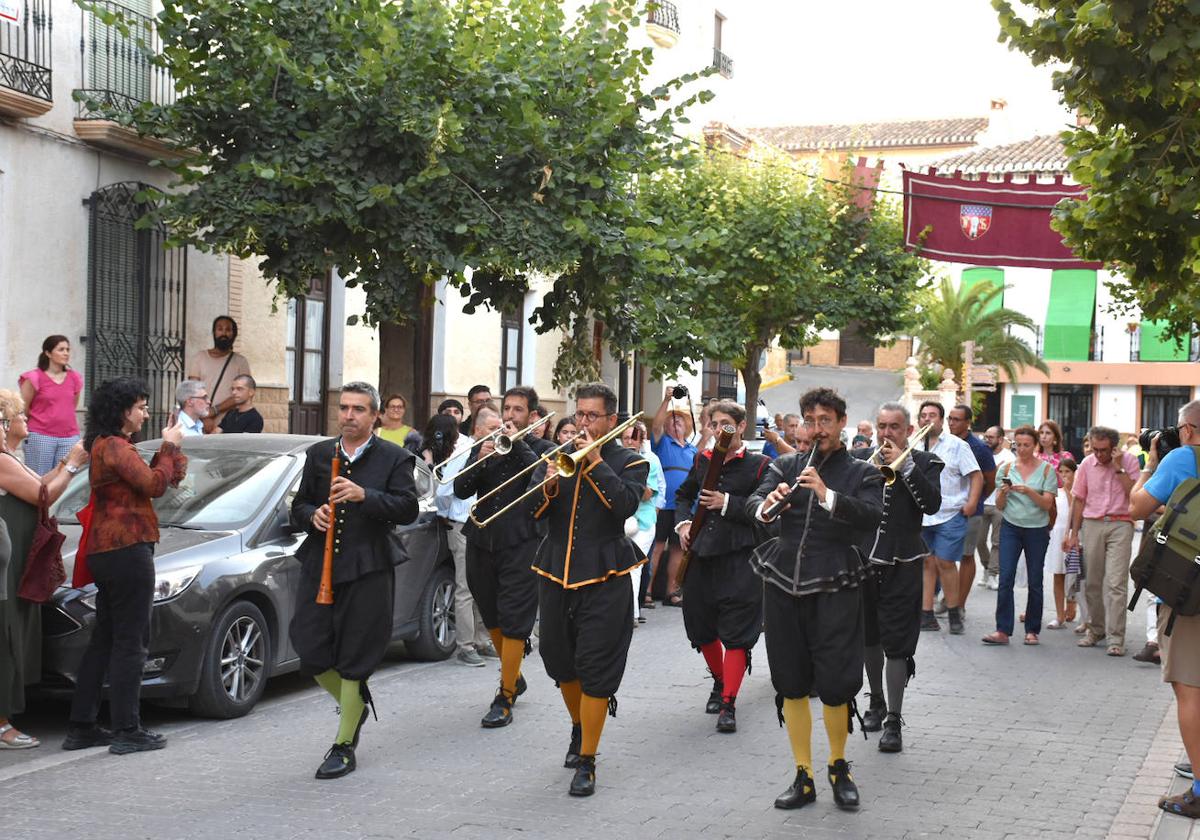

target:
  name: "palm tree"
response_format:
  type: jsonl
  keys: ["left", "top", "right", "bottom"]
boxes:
{"left": 912, "top": 276, "right": 1049, "bottom": 385}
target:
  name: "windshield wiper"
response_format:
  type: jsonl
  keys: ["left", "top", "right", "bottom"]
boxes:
{"left": 158, "top": 523, "right": 207, "bottom": 531}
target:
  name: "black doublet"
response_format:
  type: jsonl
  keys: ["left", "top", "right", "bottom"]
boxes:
{"left": 745, "top": 447, "right": 884, "bottom": 595}
{"left": 673, "top": 449, "right": 771, "bottom": 557}
{"left": 852, "top": 448, "right": 944, "bottom": 564}
{"left": 455, "top": 436, "right": 550, "bottom": 548}
{"left": 289, "top": 437, "right": 419, "bottom": 680}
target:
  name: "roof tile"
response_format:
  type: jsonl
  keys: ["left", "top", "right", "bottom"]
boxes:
{"left": 927, "top": 134, "right": 1068, "bottom": 174}
{"left": 744, "top": 117, "right": 990, "bottom": 152}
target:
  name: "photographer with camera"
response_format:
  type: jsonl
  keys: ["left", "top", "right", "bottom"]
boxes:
{"left": 1130, "top": 400, "right": 1200, "bottom": 818}
{"left": 1065, "top": 426, "right": 1140, "bottom": 656}
{"left": 650, "top": 384, "right": 698, "bottom": 607}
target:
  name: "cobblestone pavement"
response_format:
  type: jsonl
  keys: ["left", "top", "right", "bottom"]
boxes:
{"left": 1, "top": 572, "right": 1187, "bottom": 840}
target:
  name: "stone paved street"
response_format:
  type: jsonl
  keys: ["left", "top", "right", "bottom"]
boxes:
{"left": 1, "top": 568, "right": 1190, "bottom": 840}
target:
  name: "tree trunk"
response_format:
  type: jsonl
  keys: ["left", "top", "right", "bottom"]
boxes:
{"left": 740, "top": 349, "right": 763, "bottom": 441}
{"left": 377, "top": 286, "right": 435, "bottom": 429}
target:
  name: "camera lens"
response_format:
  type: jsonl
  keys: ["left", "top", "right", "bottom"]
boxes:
{"left": 672, "top": 385, "right": 688, "bottom": 399}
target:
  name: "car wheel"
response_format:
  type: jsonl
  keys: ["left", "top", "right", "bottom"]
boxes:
{"left": 406, "top": 564, "right": 456, "bottom": 661}
{"left": 189, "top": 600, "right": 271, "bottom": 719}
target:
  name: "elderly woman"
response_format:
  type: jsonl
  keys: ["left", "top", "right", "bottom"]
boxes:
{"left": 64, "top": 377, "right": 186, "bottom": 755}
{"left": 0, "top": 389, "right": 88, "bottom": 749}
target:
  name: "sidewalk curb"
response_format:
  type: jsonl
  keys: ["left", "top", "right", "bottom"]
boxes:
{"left": 760, "top": 373, "right": 792, "bottom": 392}
{"left": 1109, "top": 696, "right": 1184, "bottom": 839}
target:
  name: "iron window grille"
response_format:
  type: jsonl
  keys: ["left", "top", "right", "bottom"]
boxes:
{"left": 76, "top": 0, "right": 175, "bottom": 119}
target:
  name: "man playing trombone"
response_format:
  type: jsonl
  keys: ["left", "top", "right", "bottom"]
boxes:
{"left": 453, "top": 386, "right": 554, "bottom": 729}
{"left": 852, "top": 402, "right": 943, "bottom": 754}
{"left": 527, "top": 383, "right": 649, "bottom": 797}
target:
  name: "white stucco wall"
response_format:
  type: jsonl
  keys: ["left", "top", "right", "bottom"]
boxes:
{"left": 1095, "top": 384, "right": 1137, "bottom": 433}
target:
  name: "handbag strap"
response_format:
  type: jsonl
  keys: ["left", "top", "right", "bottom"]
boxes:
{"left": 38, "top": 483, "right": 50, "bottom": 525}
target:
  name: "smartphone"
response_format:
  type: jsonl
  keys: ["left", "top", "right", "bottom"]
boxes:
{"left": 1001, "top": 477, "right": 1013, "bottom": 486}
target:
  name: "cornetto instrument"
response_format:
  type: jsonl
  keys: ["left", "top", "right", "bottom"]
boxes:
{"left": 469, "top": 412, "right": 644, "bottom": 529}
{"left": 434, "top": 412, "right": 555, "bottom": 484}
{"left": 868, "top": 423, "right": 933, "bottom": 485}
{"left": 674, "top": 424, "right": 736, "bottom": 588}
{"left": 763, "top": 442, "right": 833, "bottom": 520}
{"left": 316, "top": 453, "right": 341, "bottom": 606}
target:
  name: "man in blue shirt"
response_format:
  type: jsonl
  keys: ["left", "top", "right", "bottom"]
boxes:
{"left": 947, "top": 405, "right": 996, "bottom": 614}
{"left": 1130, "top": 400, "right": 1200, "bottom": 819}
{"left": 651, "top": 386, "right": 698, "bottom": 605}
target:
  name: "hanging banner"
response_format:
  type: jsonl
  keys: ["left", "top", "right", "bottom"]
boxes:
{"left": 902, "top": 169, "right": 1102, "bottom": 270}
{"left": 0, "top": 1, "right": 20, "bottom": 25}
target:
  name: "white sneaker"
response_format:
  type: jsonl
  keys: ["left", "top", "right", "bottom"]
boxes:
{"left": 986, "top": 574, "right": 999, "bottom": 591}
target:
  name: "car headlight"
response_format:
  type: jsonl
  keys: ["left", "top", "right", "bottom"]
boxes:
{"left": 152, "top": 566, "right": 202, "bottom": 603}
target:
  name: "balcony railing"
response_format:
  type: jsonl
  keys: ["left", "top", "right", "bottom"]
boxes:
{"left": 76, "top": 0, "right": 175, "bottom": 120}
{"left": 1129, "top": 328, "right": 1140, "bottom": 362}
{"left": 0, "top": 0, "right": 52, "bottom": 103}
{"left": 712, "top": 46, "right": 733, "bottom": 79}
{"left": 646, "top": 1, "right": 680, "bottom": 34}
{"left": 1089, "top": 325, "right": 1104, "bottom": 362}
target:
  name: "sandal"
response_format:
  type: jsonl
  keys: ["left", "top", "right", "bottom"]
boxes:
{"left": 981, "top": 632, "right": 1010, "bottom": 646}
{"left": 665, "top": 591, "right": 683, "bottom": 607}
{"left": 1106, "top": 645, "right": 1125, "bottom": 657}
{"left": 0, "top": 723, "right": 40, "bottom": 750}
{"left": 1046, "top": 619, "right": 1066, "bottom": 630}
{"left": 1073, "top": 623, "right": 1089, "bottom": 635}
{"left": 1159, "top": 789, "right": 1200, "bottom": 818}
{"left": 1024, "top": 633, "right": 1040, "bottom": 645}
{"left": 1078, "top": 632, "right": 1102, "bottom": 647}
{"left": 642, "top": 597, "right": 656, "bottom": 610}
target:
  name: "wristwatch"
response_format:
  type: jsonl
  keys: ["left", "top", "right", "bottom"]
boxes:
{"left": 62, "top": 459, "right": 81, "bottom": 475}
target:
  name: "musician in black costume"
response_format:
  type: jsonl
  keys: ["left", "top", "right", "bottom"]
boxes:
{"left": 851, "top": 401, "right": 943, "bottom": 754}
{"left": 528, "top": 382, "right": 649, "bottom": 797}
{"left": 289, "top": 382, "right": 418, "bottom": 780}
{"left": 673, "top": 400, "right": 771, "bottom": 733}
{"left": 454, "top": 385, "right": 553, "bottom": 728}
{"left": 747, "top": 387, "right": 883, "bottom": 811}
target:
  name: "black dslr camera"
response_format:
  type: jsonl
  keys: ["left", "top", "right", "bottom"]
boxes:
{"left": 671, "top": 384, "right": 689, "bottom": 400}
{"left": 1139, "top": 426, "right": 1181, "bottom": 461}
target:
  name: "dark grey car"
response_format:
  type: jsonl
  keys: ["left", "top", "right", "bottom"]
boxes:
{"left": 41, "top": 434, "right": 457, "bottom": 718}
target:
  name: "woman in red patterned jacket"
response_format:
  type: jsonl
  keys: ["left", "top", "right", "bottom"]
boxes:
{"left": 63, "top": 377, "right": 187, "bottom": 755}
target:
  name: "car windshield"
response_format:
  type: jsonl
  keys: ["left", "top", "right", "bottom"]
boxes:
{"left": 53, "top": 450, "right": 294, "bottom": 531}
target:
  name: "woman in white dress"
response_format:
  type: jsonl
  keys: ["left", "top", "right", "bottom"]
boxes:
{"left": 1043, "top": 460, "right": 1079, "bottom": 629}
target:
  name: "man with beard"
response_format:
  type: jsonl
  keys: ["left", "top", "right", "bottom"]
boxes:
{"left": 186, "top": 315, "right": 251, "bottom": 431}
{"left": 748, "top": 387, "right": 884, "bottom": 811}
{"left": 288, "top": 382, "right": 418, "bottom": 779}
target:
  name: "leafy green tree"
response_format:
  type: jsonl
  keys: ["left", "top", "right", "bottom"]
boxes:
{"left": 911, "top": 277, "right": 1048, "bottom": 387}
{"left": 993, "top": 0, "right": 1200, "bottom": 340}
{"left": 81, "top": 0, "right": 706, "bottom": 398}
{"left": 632, "top": 151, "right": 927, "bottom": 437}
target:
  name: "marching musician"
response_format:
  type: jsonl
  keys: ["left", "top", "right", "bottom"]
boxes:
{"left": 528, "top": 383, "right": 649, "bottom": 797}
{"left": 673, "top": 400, "right": 771, "bottom": 734}
{"left": 747, "top": 387, "right": 883, "bottom": 812}
{"left": 453, "top": 386, "right": 553, "bottom": 728}
{"left": 852, "top": 402, "right": 943, "bottom": 754}
{"left": 288, "top": 382, "right": 418, "bottom": 780}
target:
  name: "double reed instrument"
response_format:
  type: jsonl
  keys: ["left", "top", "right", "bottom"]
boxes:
{"left": 868, "top": 424, "right": 933, "bottom": 485}
{"left": 674, "top": 424, "right": 736, "bottom": 588}
{"left": 469, "top": 412, "right": 644, "bottom": 529}
{"left": 763, "top": 443, "right": 833, "bottom": 520}
{"left": 433, "top": 412, "right": 555, "bottom": 484}
{"left": 316, "top": 454, "right": 341, "bottom": 605}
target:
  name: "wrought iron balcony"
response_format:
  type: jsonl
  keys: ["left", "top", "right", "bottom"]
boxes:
{"left": 0, "top": 0, "right": 52, "bottom": 117}
{"left": 646, "top": 1, "right": 680, "bottom": 47}
{"left": 75, "top": 0, "right": 175, "bottom": 120}
{"left": 712, "top": 46, "right": 733, "bottom": 79}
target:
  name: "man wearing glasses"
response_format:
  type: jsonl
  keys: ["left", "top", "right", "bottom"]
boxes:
{"left": 459, "top": 384, "right": 494, "bottom": 437}
{"left": 174, "top": 380, "right": 210, "bottom": 437}
{"left": 529, "top": 383, "right": 649, "bottom": 798}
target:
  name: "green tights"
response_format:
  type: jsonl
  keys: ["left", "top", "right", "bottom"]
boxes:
{"left": 315, "top": 669, "right": 365, "bottom": 745}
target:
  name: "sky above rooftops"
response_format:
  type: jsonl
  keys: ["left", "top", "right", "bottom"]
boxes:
{"left": 716, "top": 0, "right": 1072, "bottom": 137}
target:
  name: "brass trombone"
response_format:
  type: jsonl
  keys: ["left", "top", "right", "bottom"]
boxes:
{"left": 870, "top": 423, "right": 933, "bottom": 485}
{"left": 434, "top": 412, "right": 555, "bottom": 484}
{"left": 469, "top": 412, "right": 644, "bottom": 528}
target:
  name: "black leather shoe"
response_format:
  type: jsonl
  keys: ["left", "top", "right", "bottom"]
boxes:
{"left": 828, "top": 759, "right": 860, "bottom": 809}
{"left": 569, "top": 755, "right": 596, "bottom": 796}
{"left": 861, "top": 693, "right": 885, "bottom": 732}
{"left": 774, "top": 767, "right": 817, "bottom": 810}
{"left": 706, "top": 677, "right": 724, "bottom": 714}
{"left": 315, "top": 743, "right": 356, "bottom": 779}
{"left": 349, "top": 704, "right": 370, "bottom": 748}
{"left": 108, "top": 727, "right": 167, "bottom": 755}
{"left": 481, "top": 690, "right": 514, "bottom": 728}
{"left": 879, "top": 713, "right": 903, "bottom": 753}
{"left": 515, "top": 674, "right": 527, "bottom": 699}
{"left": 716, "top": 699, "right": 737, "bottom": 733}
{"left": 62, "top": 725, "right": 113, "bottom": 751}
{"left": 564, "top": 723, "right": 582, "bottom": 768}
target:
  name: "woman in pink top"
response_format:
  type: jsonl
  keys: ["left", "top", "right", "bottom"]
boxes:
{"left": 18, "top": 335, "right": 84, "bottom": 476}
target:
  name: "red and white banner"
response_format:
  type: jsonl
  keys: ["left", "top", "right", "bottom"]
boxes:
{"left": 901, "top": 169, "right": 1101, "bottom": 269}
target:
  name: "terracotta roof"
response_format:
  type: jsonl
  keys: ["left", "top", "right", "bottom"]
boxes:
{"left": 745, "top": 117, "right": 989, "bottom": 152}
{"left": 926, "top": 133, "right": 1069, "bottom": 175}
